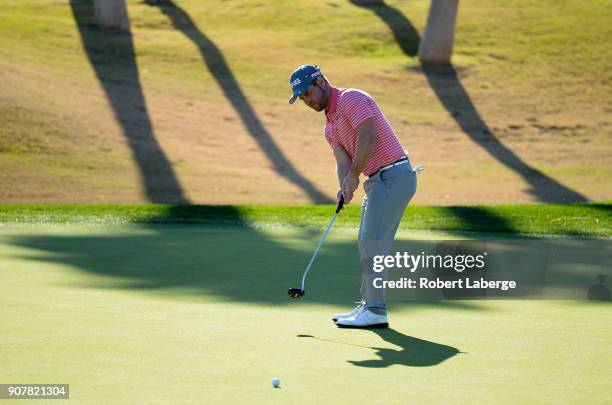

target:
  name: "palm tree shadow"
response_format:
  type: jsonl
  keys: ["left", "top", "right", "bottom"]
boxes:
{"left": 69, "top": 0, "right": 189, "bottom": 204}
{"left": 421, "top": 64, "right": 587, "bottom": 203}
{"left": 349, "top": 0, "right": 587, "bottom": 203}
{"left": 148, "top": 1, "right": 332, "bottom": 204}
{"left": 350, "top": 0, "right": 420, "bottom": 57}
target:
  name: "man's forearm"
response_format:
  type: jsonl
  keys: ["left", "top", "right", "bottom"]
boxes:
{"left": 350, "top": 130, "right": 376, "bottom": 175}
{"left": 337, "top": 160, "right": 351, "bottom": 186}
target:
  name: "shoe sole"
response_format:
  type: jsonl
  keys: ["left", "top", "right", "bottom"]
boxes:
{"left": 336, "top": 322, "right": 389, "bottom": 329}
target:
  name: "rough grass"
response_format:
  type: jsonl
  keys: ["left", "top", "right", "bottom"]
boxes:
{"left": 0, "top": 0, "right": 610, "bottom": 204}
{"left": 1, "top": 0, "right": 608, "bottom": 98}
{"left": 0, "top": 203, "right": 610, "bottom": 237}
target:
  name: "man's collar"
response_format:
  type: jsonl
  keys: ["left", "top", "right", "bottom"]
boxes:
{"left": 325, "top": 86, "right": 340, "bottom": 116}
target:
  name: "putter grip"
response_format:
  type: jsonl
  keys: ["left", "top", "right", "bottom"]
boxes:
{"left": 336, "top": 196, "right": 344, "bottom": 213}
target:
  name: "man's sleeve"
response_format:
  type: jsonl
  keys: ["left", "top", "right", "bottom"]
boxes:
{"left": 324, "top": 125, "right": 340, "bottom": 151}
{"left": 341, "top": 90, "right": 374, "bottom": 130}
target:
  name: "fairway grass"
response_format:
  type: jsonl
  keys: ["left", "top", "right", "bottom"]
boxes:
{"left": 1, "top": 224, "right": 610, "bottom": 404}
{"left": 1, "top": 0, "right": 610, "bottom": 204}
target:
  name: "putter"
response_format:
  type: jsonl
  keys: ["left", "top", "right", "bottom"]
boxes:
{"left": 288, "top": 196, "right": 344, "bottom": 298}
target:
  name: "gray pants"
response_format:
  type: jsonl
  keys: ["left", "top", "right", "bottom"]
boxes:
{"left": 358, "top": 161, "right": 417, "bottom": 311}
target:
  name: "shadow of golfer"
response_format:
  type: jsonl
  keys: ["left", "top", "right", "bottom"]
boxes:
{"left": 348, "top": 328, "right": 461, "bottom": 367}
{"left": 148, "top": 1, "right": 332, "bottom": 204}
{"left": 69, "top": 0, "right": 189, "bottom": 204}
{"left": 349, "top": 0, "right": 588, "bottom": 203}
{"left": 298, "top": 328, "right": 460, "bottom": 367}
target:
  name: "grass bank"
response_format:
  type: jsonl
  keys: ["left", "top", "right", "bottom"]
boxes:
{"left": 0, "top": 203, "right": 610, "bottom": 237}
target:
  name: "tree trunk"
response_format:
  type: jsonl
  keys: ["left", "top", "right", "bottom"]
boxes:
{"left": 94, "top": 0, "right": 130, "bottom": 31}
{"left": 418, "top": 0, "right": 459, "bottom": 64}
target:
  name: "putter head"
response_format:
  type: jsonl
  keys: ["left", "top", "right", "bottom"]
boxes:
{"left": 288, "top": 288, "right": 305, "bottom": 298}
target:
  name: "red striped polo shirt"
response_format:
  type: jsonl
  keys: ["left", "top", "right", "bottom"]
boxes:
{"left": 324, "top": 86, "right": 406, "bottom": 176}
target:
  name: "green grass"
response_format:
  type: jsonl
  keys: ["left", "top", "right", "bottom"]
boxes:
{"left": 1, "top": 2, "right": 610, "bottom": 401}
{"left": 0, "top": 224, "right": 610, "bottom": 403}
{"left": 0, "top": 203, "right": 610, "bottom": 237}
{"left": 1, "top": 0, "right": 609, "bottom": 117}
{"left": 0, "top": 0, "right": 610, "bottom": 205}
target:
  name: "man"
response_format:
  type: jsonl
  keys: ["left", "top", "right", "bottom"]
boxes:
{"left": 288, "top": 64, "right": 418, "bottom": 329}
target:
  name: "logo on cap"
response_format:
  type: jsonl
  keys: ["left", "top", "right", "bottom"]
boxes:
{"left": 288, "top": 64, "right": 322, "bottom": 104}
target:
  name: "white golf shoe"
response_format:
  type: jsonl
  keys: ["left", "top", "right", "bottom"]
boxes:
{"left": 332, "top": 300, "right": 365, "bottom": 323}
{"left": 336, "top": 308, "right": 388, "bottom": 329}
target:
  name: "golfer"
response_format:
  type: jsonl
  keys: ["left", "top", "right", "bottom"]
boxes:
{"left": 288, "top": 64, "right": 417, "bottom": 328}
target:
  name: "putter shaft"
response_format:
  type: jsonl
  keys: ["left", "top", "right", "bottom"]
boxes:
{"left": 300, "top": 210, "right": 339, "bottom": 290}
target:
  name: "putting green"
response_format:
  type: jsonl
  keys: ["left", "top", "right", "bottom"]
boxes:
{"left": 0, "top": 225, "right": 609, "bottom": 404}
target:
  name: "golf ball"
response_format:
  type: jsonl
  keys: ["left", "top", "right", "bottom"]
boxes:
{"left": 272, "top": 377, "right": 280, "bottom": 388}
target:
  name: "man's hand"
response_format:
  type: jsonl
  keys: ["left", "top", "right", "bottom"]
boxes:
{"left": 332, "top": 118, "right": 376, "bottom": 204}
{"left": 341, "top": 171, "right": 360, "bottom": 203}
